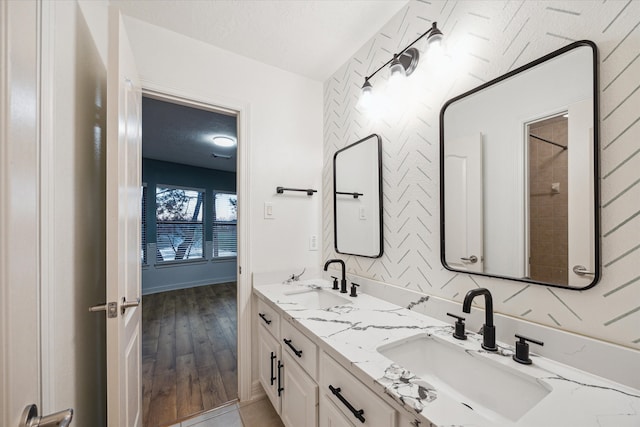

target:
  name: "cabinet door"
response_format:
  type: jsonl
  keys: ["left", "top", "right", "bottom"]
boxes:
{"left": 281, "top": 352, "right": 318, "bottom": 427}
{"left": 319, "top": 394, "right": 355, "bottom": 427}
{"left": 258, "top": 324, "right": 281, "bottom": 413}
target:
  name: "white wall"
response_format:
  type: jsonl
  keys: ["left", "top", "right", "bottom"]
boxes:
{"left": 121, "top": 15, "right": 324, "bottom": 396}
{"left": 323, "top": 0, "right": 640, "bottom": 351}
{"left": 122, "top": 16, "right": 324, "bottom": 276}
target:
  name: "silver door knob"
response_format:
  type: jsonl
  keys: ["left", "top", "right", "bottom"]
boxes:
{"left": 572, "top": 265, "right": 594, "bottom": 276}
{"left": 121, "top": 297, "right": 141, "bottom": 314}
{"left": 461, "top": 255, "right": 478, "bottom": 263}
{"left": 20, "top": 404, "right": 73, "bottom": 427}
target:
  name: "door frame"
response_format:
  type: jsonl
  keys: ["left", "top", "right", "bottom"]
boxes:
{"left": 140, "top": 83, "right": 253, "bottom": 402}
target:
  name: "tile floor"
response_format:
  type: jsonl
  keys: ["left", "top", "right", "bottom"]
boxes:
{"left": 168, "top": 398, "right": 284, "bottom": 427}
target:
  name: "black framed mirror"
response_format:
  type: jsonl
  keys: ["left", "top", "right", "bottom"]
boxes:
{"left": 333, "top": 134, "right": 383, "bottom": 258}
{"left": 440, "top": 40, "right": 600, "bottom": 290}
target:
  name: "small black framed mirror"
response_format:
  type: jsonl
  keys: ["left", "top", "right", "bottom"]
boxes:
{"left": 333, "top": 134, "right": 383, "bottom": 258}
{"left": 440, "top": 40, "right": 600, "bottom": 290}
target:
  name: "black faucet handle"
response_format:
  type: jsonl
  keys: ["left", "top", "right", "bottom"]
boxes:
{"left": 513, "top": 334, "right": 544, "bottom": 365}
{"left": 349, "top": 283, "right": 360, "bottom": 297}
{"left": 330, "top": 276, "right": 339, "bottom": 290}
{"left": 446, "top": 313, "right": 467, "bottom": 340}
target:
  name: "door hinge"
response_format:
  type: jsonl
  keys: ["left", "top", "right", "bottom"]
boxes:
{"left": 239, "top": 266, "right": 242, "bottom": 274}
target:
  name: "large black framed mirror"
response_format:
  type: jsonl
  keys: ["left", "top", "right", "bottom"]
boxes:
{"left": 334, "top": 134, "right": 383, "bottom": 258}
{"left": 440, "top": 40, "right": 600, "bottom": 290}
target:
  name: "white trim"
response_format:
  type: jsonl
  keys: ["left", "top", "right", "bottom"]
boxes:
{"left": 250, "top": 380, "right": 266, "bottom": 402}
{"left": 0, "top": 2, "right": 9, "bottom": 423}
{"left": 141, "top": 277, "right": 238, "bottom": 296}
{"left": 140, "top": 80, "right": 253, "bottom": 402}
{"left": 39, "top": 0, "right": 56, "bottom": 413}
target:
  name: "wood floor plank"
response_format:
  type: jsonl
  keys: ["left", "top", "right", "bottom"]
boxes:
{"left": 214, "top": 348, "right": 238, "bottom": 399}
{"left": 175, "top": 293, "right": 194, "bottom": 357}
{"left": 176, "top": 353, "right": 204, "bottom": 419}
{"left": 147, "top": 370, "right": 177, "bottom": 427}
{"left": 142, "top": 358, "right": 156, "bottom": 425}
{"left": 142, "top": 283, "right": 237, "bottom": 427}
{"left": 197, "top": 363, "right": 229, "bottom": 410}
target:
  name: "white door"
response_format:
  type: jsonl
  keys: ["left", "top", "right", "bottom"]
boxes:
{"left": 105, "top": 7, "right": 143, "bottom": 426}
{"left": 444, "top": 133, "right": 484, "bottom": 273}
{"left": 258, "top": 325, "right": 281, "bottom": 413}
{"left": 281, "top": 352, "right": 318, "bottom": 427}
{"left": 567, "top": 99, "right": 595, "bottom": 287}
{"left": 319, "top": 395, "right": 355, "bottom": 427}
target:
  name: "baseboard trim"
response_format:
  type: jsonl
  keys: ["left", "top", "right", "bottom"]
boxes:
{"left": 250, "top": 380, "right": 266, "bottom": 402}
{"left": 141, "top": 277, "right": 237, "bottom": 295}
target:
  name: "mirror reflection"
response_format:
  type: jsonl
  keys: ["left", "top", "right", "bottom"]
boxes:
{"left": 334, "top": 134, "right": 383, "bottom": 258}
{"left": 440, "top": 41, "right": 599, "bottom": 289}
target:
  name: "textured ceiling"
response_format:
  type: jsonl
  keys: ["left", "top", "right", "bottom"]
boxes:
{"left": 142, "top": 97, "right": 238, "bottom": 172}
{"left": 112, "top": 0, "right": 409, "bottom": 81}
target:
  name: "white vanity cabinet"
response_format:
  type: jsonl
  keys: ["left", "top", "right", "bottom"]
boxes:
{"left": 281, "top": 351, "right": 318, "bottom": 427}
{"left": 319, "top": 352, "right": 396, "bottom": 427}
{"left": 257, "top": 298, "right": 318, "bottom": 427}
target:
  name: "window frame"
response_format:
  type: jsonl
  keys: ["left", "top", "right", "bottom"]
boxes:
{"left": 155, "top": 184, "right": 206, "bottom": 264}
{"left": 211, "top": 190, "right": 238, "bottom": 260}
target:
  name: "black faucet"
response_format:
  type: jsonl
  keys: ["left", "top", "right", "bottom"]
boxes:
{"left": 323, "top": 259, "right": 347, "bottom": 293}
{"left": 462, "top": 288, "right": 498, "bottom": 351}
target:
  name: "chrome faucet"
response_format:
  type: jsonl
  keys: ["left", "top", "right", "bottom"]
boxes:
{"left": 462, "top": 288, "right": 498, "bottom": 351}
{"left": 323, "top": 259, "right": 347, "bottom": 293}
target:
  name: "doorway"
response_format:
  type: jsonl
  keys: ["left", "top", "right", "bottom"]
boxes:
{"left": 140, "top": 95, "right": 240, "bottom": 426}
{"left": 526, "top": 113, "right": 569, "bottom": 284}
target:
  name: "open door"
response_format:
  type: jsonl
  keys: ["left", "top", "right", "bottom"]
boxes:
{"left": 567, "top": 99, "right": 595, "bottom": 287}
{"left": 444, "top": 133, "right": 484, "bottom": 273}
{"left": 105, "top": 7, "right": 142, "bottom": 426}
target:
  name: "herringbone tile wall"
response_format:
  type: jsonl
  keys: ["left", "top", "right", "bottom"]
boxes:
{"left": 323, "top": 0, "right": 640, "bottom": 349}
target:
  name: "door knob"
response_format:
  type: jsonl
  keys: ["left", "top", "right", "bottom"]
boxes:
{"left": 20, "top": 404, "right": 73, "bottom": 427}
{"left": 461, "top": 255, "right": 478, "bottom": 263}
{"left": 121, "top": 297, "right": 141, "bottom": 314}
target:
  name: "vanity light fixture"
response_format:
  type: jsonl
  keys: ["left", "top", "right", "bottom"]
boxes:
{"left": 360, "top": 21, "right": 444, "bottom": 97}
{"left": 212, "top": 136, "right": 236, "bottom": 147}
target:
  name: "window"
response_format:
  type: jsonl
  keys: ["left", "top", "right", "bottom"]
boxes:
{"left": 156, "top": 186, "right": 204, "bottom": 262}
{"left": 141, "top": 185, "right": 147, "bottom": 264}
{"left": 212, "top": 192, "right": 237, "bottom": 258}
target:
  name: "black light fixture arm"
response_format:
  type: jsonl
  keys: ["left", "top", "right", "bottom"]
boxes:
{"left": 363, "top": 22, "right": 441, "bottom": 83}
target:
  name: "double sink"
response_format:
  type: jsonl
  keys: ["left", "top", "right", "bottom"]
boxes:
{"left": 280, "top": 284, "right": 552, "bottom": 424}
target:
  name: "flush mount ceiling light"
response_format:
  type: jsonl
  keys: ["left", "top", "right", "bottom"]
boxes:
{"left": 360, "top": 22, "right": 444, "bottom": 97}
{"left": 212, "top": 136, "right": 236, "bottom": 147}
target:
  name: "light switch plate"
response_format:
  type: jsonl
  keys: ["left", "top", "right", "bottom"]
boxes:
{"left": 309, "top": 235, "right": 318, "bottom": 251}
{"left": 264, "top": 202, "right": 274, "bottom": 219}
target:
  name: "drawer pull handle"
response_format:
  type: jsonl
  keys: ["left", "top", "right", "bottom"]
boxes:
{"left": 277, "top": 360, "right": 284, "bottom": 396}
{"left": 283, "top": 338, "right": 303, "bottom": 358}
{"left": 259, "top": 312, "right": 272, "bottom": 325}
{"left": 329, "top": 385, "right": 365, "bottom": 423}
{"left": 270, "top": 352, "right": 276, "bottom": 385}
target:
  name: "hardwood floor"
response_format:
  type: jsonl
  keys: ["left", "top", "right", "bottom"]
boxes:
{"left": 142, "top": 283, "right": 238, "bottom": 427}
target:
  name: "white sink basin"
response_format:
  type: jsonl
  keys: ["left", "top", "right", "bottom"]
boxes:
{"left": 377, "top": 334, "right": 551, "bottom": 423}
{"left": 283, "top": 288, "right": 352, "bottom": 310}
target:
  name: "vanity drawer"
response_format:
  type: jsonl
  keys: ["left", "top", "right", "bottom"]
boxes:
{"left": 320, "top": 352, "right": 396, "bottom": 427}
{"left": 257, "top": 298, "right": 280, "bottom": 339}
{"left": 281, "top": 318, "right": 318, "bottom": 380}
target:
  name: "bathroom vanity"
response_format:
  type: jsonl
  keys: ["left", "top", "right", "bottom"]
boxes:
{"left": 254, "top": 279, "right": 640, "bottom": 427}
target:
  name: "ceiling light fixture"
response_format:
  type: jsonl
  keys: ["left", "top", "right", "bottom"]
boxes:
{"left": 212, "top": 136, "right": 236, "bottom": 147}
{"left": 360, "top": 22, "right": 444, "bottom": 97}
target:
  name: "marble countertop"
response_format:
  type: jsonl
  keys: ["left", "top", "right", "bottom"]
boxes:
{"left": 254, "top": 279, "right": 640, "bottom": 427}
